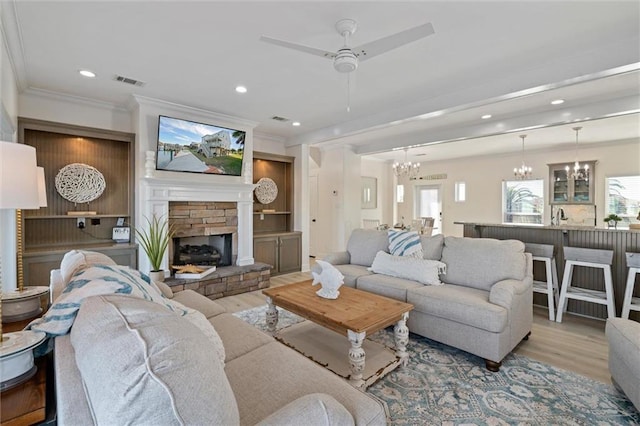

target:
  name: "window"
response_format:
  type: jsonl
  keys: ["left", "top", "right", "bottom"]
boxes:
{"left": 606, "top": 175, "right": 640, "bottom": 227}
{"left": 455, "top": 182, "right": 466, "bottom": 202}
{"left": 396, "top": 184, "right": 404, "bottom": 203}
{"left": 502, "top": 180, "right": 544, "bottom": 224}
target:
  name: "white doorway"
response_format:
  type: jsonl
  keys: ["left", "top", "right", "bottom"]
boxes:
{"left": 309, "top": 174, "right": 319, "bottom": 257}
{"left": 414, "top": 184, "right": 442, "bottom": 234}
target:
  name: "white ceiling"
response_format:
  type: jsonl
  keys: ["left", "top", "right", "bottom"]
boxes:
{"left": 2, "top": 1, "right": 639, "bottom": 163}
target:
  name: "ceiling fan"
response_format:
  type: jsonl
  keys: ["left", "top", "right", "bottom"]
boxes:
{"left": 260, "top": 19, "right": 435, "bottom": 74}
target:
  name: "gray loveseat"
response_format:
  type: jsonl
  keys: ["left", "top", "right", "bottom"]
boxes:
{"left": 49, "top": 251, "right": 387, "bottom": 425}
{"left": 324, "top": 229, "right": 533, "bottom": 371}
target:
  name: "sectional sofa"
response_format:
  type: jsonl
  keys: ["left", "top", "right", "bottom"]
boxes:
{"left": 44, "top": 250, "right": 387, "bottom": 425}
{"left": 323, "top": 229, "right": 533, "bottom": 371}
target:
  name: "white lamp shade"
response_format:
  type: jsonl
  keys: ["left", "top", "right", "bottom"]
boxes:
{"left": 0, "top": 142, "right": 39, "bottom": 209}
{"left": 36, "top": 166, "right": 47, "bottom": 207}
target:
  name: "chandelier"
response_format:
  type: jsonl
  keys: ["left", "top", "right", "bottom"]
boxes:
{"left": 393, "top": 147, "right": 420, "bottom": 179}
{"left": 565, "top": 126, "right": 589, "bottom": 180}
{"left": 513, "top": 134, "right": 533, "bottom": 179}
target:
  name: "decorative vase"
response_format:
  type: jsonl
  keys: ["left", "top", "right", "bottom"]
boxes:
{"left": 149, "top": 270, "right": 165, "bottom": 282}
{"left": 608, "top": 221, "right": 617, "bottom": 229}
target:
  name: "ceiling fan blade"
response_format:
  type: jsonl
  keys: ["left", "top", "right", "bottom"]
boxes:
{"left": 259, "top": 36, "right": 336, "bottom": 59}
{"left": 354, "top": 22, "right": 435, "bottom": 62}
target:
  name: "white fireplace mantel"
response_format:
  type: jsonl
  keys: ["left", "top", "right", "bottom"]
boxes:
{"left": 140, "top": 177, "right": 256, "bottom": 275}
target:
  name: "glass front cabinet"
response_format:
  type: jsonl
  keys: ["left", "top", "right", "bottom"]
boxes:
{"left": 548, "top": 161, "right": 596, "bottom": 204}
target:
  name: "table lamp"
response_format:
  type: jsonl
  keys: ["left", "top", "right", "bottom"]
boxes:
{"left": 0, "top": 141, "right": 46, "bottom": 391}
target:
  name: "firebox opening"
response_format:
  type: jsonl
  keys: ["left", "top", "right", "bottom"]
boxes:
{"left": 172, "top": 234, "right": 232, "bottom": 267}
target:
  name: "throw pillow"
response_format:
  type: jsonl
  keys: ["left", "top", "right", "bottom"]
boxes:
{"left": 369, "top": 250, "right": 446, "bottom": 286}
{"left": 59, "top": 249, "right": 116, "bottom": 284}
{"left": 388, "top": 229, "right": 423, "bottom": 258}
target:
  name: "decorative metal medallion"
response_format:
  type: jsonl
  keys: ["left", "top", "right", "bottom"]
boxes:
{"left": 254, "top": 177, "right": 278, "bottom": 204}
{"left": 55, "top": 163, "right": 106, "bottom": 204}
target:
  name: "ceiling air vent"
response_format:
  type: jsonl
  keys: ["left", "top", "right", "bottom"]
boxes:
{"left": 271, "top": 116, "right": 289, "bottom": 122}
{"left": 113, "top": 75, "right": 146, "bottom": 87}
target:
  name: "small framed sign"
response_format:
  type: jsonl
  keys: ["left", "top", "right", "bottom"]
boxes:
{"left": 112, "top": 226, "right": 131, "bottom": 243}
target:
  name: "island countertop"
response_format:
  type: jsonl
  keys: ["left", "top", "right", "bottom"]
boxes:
{"left": 455, "top": 221, "right": 640, "bottom": 321}
{"left": 453, "top": 222, "right": 639, "bottom": 232}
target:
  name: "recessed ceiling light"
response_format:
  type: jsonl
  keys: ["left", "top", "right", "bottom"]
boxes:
{"left": 79, "top": 69, "right": 96, "bottom": 78}
{"left": 235, "top": 86, "right": 247, "bottom": 93}
{"left": 551, "top": 99, "right": 565, "bottom": 105}
{"left": 481, "top": 114, "right": 492, "bottom": 120}
{"left": 292, "top": 122, "right": 301, "bottom": 127}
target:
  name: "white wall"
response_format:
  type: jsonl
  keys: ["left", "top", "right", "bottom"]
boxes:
{"left": 19, "top": 89, "right": 132, "bottom": 132}
{"left": 0, "top": 11, "right": 20, "bottom": 291}
{"left": 395, "top": 138, "right": 640, "bottom": 236}
{"left": 286, "top": 143, "right": 310, "bottom": 272}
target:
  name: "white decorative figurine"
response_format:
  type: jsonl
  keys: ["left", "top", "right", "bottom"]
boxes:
{"left": 311, "top": 260, "right": 345, "bottom": 299}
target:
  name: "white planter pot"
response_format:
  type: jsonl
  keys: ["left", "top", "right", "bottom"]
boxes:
{"left": 148, "top": 270, "right": 165, "bottom": 282}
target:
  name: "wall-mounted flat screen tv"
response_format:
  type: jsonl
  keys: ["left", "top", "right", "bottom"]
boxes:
{"left": 156, "top": 115, "right": 245, "bottom": 176}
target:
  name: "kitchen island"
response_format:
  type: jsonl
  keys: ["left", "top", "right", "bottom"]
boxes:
{"left": 455, "top": 222, "right": 640, "bottom": 321}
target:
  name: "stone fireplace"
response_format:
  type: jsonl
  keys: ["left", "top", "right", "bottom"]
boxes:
{"left": 169, "top": 201, "right": 237, "bottom": 267}
{"left": 140, "top": 177, "right": 256, "bottom": 275}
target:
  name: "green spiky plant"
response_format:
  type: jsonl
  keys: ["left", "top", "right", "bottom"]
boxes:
{"left": 135, "top": 215, "right": 176, "bottom": 272}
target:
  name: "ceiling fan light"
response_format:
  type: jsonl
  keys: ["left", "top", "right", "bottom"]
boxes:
{"left": 334, "top": 50, "right": 358, "bottom": 73}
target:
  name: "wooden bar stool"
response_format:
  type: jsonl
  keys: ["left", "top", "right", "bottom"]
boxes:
{"left": 622, "top": 252, "right": 640, "bottom": 319}
{"left": 556, "top": 246, "right": 615, "bottom": 323}
{"left": 525, "top": 243, "right": 559, "bottom": 321}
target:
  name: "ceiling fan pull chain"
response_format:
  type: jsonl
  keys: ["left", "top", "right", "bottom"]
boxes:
{"left": 346, "top": 73, "right": 351, "bottom": 112}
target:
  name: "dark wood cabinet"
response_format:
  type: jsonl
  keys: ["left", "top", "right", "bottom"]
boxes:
{"left": 252, "top": 152, "right": 301, "bottom": 275}
{"left": 253, "top": 232, "right": 301, "bottom": 275}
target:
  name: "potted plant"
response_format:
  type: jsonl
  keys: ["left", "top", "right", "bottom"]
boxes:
{"left": 603, "top": 213, "right": 622, "bottom": 229}
{"left": 135, "top": 215, "right": 175, "bottom": 281}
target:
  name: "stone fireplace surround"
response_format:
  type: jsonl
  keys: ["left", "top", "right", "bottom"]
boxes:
{"left": 141, "top": 177, "right": 271, "bottom": 299}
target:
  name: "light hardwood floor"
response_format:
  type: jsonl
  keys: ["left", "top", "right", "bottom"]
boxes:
{"left": 216, "top": 268, "right": 611, "bottom": 384}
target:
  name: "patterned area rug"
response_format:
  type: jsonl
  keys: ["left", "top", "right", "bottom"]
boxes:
{"left": 234, "top": 305, "right": 640, "bottom": 425}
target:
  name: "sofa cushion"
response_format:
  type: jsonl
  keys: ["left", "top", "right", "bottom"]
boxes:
{"left": 225, "top": 341, "right": 387, "bottom": 426}
{"left": 256, "top": 393, "right": 355, "bottom": 426}
{"left": 60, "top": 249, "right": 116, "bottom": 284}
{"left": 153, "top": 279, "right": 174, "bottom": 298}
{"left": 347, "top": 229, "right": 389, "bottom": 266}
{"left": 210, "top": 312, "right": 274, "bottom": 362}
{"left": 333, "top": 264, "right": 373, "bottom": 288}
{"left": 421, "top": 233, "right": 445, "bottom": 260}
{"left": 440, "top": 237, "right": 526, "bottom": 291}
{"left": 172, "top": 289, "right": 226, "bottom": 319}
{"left": 369, "top": 251, "right": 446, "bottom": 286}
{"left": 387, "top": 229, "right": 423, "bottom": 258}
{"left": 356, "top": 273, "right": 423, "bottom": 302}
{"left": 407, "top": 284, "right": 508, "bottom": 333}
{"left": 70, "top": 295, "right": 239, "bottom": 426}
{"left": 33, "top": 265, "right": 226, "bottom": 364}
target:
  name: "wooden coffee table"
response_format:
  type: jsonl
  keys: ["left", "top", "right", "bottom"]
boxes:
{"left": 263, "top": 280, "right": 413, "bottom": 388}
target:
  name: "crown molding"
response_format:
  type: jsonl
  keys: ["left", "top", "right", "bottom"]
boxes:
{"left": 130, "top": 95, "right": 259, "bottom": 129}
{"left": 23, "top": 87, "right": 129, "bottom": 112}
{"left": 1, "top": 0, "right": 28, "bottom": 91}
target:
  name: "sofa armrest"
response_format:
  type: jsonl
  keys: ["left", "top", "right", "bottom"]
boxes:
{"left": 323, "top": 251, "right": 351, "bottom": 265}
{"left": 255, "top": 393, "right": 355, "bottom": 426}
{"left": 489, "top": 277, "right": 533, "bottom": 309}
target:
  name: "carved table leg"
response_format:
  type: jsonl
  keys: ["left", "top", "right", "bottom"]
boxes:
{"left": 347, "top": 330, "right": 366, "bottom": 388}
{"left": 394, "top": 312, "right": 410, "bottom": 366}
{"left": 265, "top": 297, "right": 279, "bottom": 335}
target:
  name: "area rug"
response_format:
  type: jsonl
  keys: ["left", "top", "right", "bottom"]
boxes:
{"left": 234, "top": 305, "right": 640, "bottom": 425}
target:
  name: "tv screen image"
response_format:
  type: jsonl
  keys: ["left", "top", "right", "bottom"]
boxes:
{"left": 156, "top": 115, "right": 246, "bottom": 176}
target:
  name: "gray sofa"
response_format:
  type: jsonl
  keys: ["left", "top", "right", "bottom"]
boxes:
{"left": 324, "top": 229, "right": 533, "bottom": 371}
{"left": 606, "top": 317, "right": 640, "bottom": 410}
{"left": 49, "top": 252, "right": 387, "bottom": 425}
